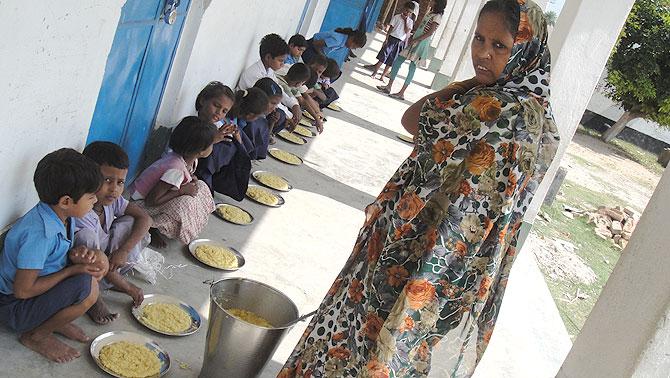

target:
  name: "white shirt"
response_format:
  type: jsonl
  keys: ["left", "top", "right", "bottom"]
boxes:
{"left": 237, "top": 60, "right": 298, "bottom": 111}
{"left": 389, "top": 14, "right": 413, "bottom": 41}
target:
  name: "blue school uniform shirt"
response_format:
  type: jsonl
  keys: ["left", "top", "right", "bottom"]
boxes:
{"left": 313, "top": 31, "right": 349, "bottom": 59}
{"left": 285, "top": 55, "right": 302, "bottom": 65}
{"left": 0, "top": 202, "right": 74, "bottom": 294}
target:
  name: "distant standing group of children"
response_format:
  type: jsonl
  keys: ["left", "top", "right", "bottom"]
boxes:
{"left": 0, "top": 27, "right": 371, "bottom": 363}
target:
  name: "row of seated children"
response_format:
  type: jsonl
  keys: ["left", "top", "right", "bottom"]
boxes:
{"left": 0, "top": 29, "right": 369, "bottom": 363}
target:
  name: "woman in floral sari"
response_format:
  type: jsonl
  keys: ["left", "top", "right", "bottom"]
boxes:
{"left": 280, "top": 0, "right": 560, "bottom": 376}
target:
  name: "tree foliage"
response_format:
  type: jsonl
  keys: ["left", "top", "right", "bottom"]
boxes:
{"left": 544, "top": 11, "right": 558, "bottom": 26}
{"left": 604, "top": 0, "right": 670, "bottom": 127}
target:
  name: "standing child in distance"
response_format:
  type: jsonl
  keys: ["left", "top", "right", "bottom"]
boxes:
{"left": 0, "top": 148, "right": 107, "bottom": 363}
{"left": 364, "top": 1, "right": 418, "bottom": 80}
{"left": 128, "top": 117, "right": 216, "bottom": 246}
{"left": 75, "top": 142, "right": 152, "bottom": 324}
{"left": 238, "top": 34, "right": 301, "bottom": 131}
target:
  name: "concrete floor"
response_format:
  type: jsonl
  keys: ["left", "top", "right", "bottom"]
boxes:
{"left": 0, "top": 33, "right": 572, "bottom": 377}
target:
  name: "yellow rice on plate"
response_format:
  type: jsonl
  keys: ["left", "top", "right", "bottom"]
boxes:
{"left": 216, "top": 204, "right": 252, "bottom": 224}
{"left": 292, "top": 126, "right": 313, "bottom": 137}
{"left": 140, "top": 303, "right": 191, "bottom": 333}
{"left": 99, "top": 341, "right": 161, "bottom": 378}
{"left": 254, "top": 172, "right": 289, "bottom": 191}
{"left": 194, "top": 244, "right": 238, "bottom": 269}
{"left": 227, "top": 308, "right": 273, "bottom": 328}
{"left": 246, "top": 186, "right": 279, "bottom": 206}
{"left": 277, "top": 130, "right": 306, "bottom": 145}
{"left": 268, "top": 149, "right": 302, "bottom": 165}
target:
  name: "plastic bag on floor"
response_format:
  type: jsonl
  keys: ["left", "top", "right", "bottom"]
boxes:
{"left": 132, "top": 247, "right": 164, "bottom": 285}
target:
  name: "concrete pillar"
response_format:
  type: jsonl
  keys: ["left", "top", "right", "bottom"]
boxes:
{"left": 436, "top": 0, "right": 486, "bottom": 88}
{"left": 426, "top": 0, "right": 457, "bottom": 71}
{"left": 557, "top": 167, "right": 670, "bottom": 377}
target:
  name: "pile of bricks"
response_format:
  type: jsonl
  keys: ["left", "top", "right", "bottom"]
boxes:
{"left": 587, "top": 206, "right": 640, "bottom": 250}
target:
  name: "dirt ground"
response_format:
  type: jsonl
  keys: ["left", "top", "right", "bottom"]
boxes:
{"left": 560, "top": 132, "right": 660, "bottom": 212}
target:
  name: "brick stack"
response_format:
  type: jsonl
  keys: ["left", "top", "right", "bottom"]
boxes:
{"left": 588, "top": 206, "right": 640, "bottom": 250}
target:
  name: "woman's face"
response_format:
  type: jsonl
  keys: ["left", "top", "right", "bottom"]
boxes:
{"left": 198, "top": 94, "right": 233, "bottom": 124}
{"left": 267, "top": 95, "right": 281, "bottom": 114}
{"left": 471, "top": 11, "right": 515, "bottom": 86}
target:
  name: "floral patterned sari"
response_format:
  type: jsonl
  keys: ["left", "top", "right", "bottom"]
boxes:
{"left": 281, "top": 1, "right": 560, "bottom": 377}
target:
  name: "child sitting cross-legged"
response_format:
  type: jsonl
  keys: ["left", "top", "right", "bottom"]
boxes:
{"left": 128, "top": 116, "right": 217, "bottom": 246}
{"left": 276, "top": 63, "right": 325, "bottom": 133}
{"left": 75, "top": 142, "right": 152, "bottom": 324}
{"left": 0, "top": 148, "right": 108, "bottom": 363}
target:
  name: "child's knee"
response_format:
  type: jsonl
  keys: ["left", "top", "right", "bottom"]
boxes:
{"left": 73, "top": 229, "right": 100, "bottom": 250}
{"left": 82, "top": 276, "right": 99, "bottom": 308}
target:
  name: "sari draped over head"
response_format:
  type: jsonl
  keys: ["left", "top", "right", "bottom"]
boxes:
{"left": 280, "top": 1, "right": 560, "bottom": 377}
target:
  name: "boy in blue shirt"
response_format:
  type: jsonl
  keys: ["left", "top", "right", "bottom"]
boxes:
{"left": 0, "top": 148, "right": 108, "bottom": 363}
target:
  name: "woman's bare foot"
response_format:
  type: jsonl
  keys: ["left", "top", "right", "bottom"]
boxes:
{"left": 20, "top": 332, "right": 80, "bottom": 363}
{"left": 149, "top": 228, "right": 167, "bottom": 249}
{"left": 54, "top": 323, "right": 90, "bottom": 342}
{"left": 86, "top": 298, "right": 119, "bottom": 325}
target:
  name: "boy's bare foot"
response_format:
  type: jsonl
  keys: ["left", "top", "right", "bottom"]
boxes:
{"left": 112, "top": 282, "right": 144, "bottom": 307}
{"left": 87, "top": 298, "right": 119, "bottom": 324}
{"left": 20, "top": 332, "right": 80, "bottom": 363}
{"left": 54, "top": 323, "right": 90, "bottom": 342}
{"left": 149, "top": 228, "right": 167, "bottom": 249}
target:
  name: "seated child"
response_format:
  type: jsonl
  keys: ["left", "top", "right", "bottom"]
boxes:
{"left": 364, "top": 1, "right": 416, "bottom": 80}
{"left": 276, "top": 63, "right": 325, "bottom": 133}
{"left": 0, "top": 148, "right": 108, "bottom": 363}
{"left": 128, "top": 117, "right": 216, "bottom": 246}
{"left": 303, "top": 27, "right": 367, "bottom": 68}
{"left": 75, "top": 142, "right": 152, "bottom": 324}
{"left": 238, "top": 33, "right": 301, "bottom": 131}
{"left": 196, "top": 88, "right": 268, "bottom": 200}
{"left": 252, "top": 77, "right": 284, "bottom": 147}
{"left": 195, "top": 81, "right": 239, "bottom": 144}
{"left": 313, "top": 58, "right": 341, "bottom": 109}
{"left": 285, "top": 34, "right": 308, "bottom": 66}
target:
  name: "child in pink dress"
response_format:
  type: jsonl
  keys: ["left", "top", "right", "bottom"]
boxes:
{"left": 128, "top": 116, "right": 216, "bottom": 246}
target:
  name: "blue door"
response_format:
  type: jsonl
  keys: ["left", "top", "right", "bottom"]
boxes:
{"left": 319, "top": 0, "right": 384, "bottom": 65}
{"left": 87, "top": 0, "right": 190, "bottom": 178}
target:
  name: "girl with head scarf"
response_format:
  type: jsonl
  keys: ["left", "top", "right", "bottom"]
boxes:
{"left": 280, "top": 0, "right": 560, "bottom": 377}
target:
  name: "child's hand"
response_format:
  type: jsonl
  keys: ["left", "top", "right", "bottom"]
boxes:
{"left": 315, "top": 118, "right": 324, "bottom": 134}
{"left": 286, "top": 120, "right": 297, "bottom": 132}
{"left": 179, "top": 181, "right": 199, "bottom": 197}
{"left": 69, "top": 245, "right": 96, "bottom": 265}
{"left": 291, "top": 113, "right": 301, "bottom": 126}
{"left": 108, "top": 249, "right": 130, "bottom": 272}
{"left": 217, "top": 123, "right": 236, "bottom": 143}
{"left": 267, "top": 111, "right": 279, "bottom": 126}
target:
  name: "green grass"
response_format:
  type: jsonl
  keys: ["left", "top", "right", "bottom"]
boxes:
{"left": 576, "top": 125, "right": 665, "bottom": 176}
{"left": 534, "top": 179, "right": 623, "bottom": 338}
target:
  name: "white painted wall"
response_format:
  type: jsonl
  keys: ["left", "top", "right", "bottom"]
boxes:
{"left": 0, "top": 1, "right": 124, "bottom": 228}
{"left": 157, "top": 0, "right": 329, "bottom": 127}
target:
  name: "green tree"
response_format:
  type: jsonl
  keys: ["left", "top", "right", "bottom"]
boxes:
{"left": 601, "top": 0, "right": 670, "bottom": 142}
{"left": 544, "top": 10, "right": 558, "bottom": 26}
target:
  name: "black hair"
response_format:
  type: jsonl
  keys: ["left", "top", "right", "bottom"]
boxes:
{"left": 169, "top": 116, "right": 216, "bottom": 157}
{"left": 479, "top": 0, "right": 521, "bottom": 38}
{"left": 82, "top": 141, "right": 129, "bottom": 170}
{"left": 228, "top": 88, "right": 269, "bottom": 119}
{"left": 334, "top": 27, "right": 367, "bottom": 48}
{"left": 288, "top": 34, "right": 308, "bottom": 48}
{"left": 432, "top": 0, "right": 448, "bottom": 14}
{"left": 285, "top": 63, "right": 311, "bottom": 84}
{"left": 34, "top": 148, "right": 102, "bottom": 204}
{"left": 309, "top": 54, "right": 329, "bottom": 69}
{"left": 253, "top": 77, "right": 283, "bottom": 99}
{"left": 324, "top": 58, "right": 341, "bottom": 79}
{"left": 195, "top": 81, "right": 235, "bottom": 111}
{"left": 259, "top": 33, "right": 289, "bottom": 59}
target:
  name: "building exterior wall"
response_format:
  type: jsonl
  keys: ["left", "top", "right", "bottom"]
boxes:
{"left": 0, "top": 1, "right": 124, "bottom": 228}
